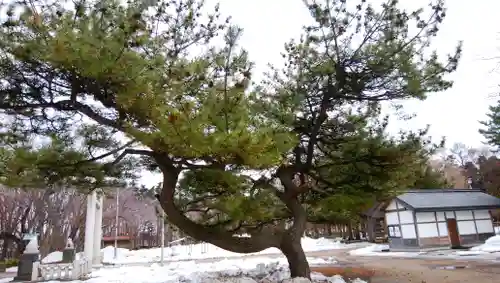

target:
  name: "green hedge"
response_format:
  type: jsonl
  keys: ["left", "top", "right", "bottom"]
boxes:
{"left": 0, "top": 258, "right": 19, "bottom": 268}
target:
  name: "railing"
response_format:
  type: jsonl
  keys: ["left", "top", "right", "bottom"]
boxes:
{"left": 32, "top": 257, "right": 91, "bottom": 281}
{"left": 164, "top": 237, "right": 212, "bottom": 257}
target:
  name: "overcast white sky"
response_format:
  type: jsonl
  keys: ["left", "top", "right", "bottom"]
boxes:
{"left": 139, "top": 0, "right": 500, "bottom": 187}
{"left": 139, "top": 0, "right": 500, "bottom": 189}
{"left": 208, "top": 0, "right": 500, "bottom": 146}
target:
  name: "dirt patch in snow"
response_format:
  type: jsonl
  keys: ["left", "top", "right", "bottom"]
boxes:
{"left": 311, "top": 266, "right": 374, "bottom": 281}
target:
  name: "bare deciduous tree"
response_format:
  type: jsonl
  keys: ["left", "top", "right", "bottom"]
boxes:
{"left": 1, "top": 186, "right": 168, "bottom": 258}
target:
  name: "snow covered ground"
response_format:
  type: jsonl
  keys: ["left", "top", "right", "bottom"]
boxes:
{"left": 457, "top": 235, "right": 500, "bottom": 255}
{"left": 71, "top": 256, "right": 354, "bottom": 283}
{"left": 0, "top": 255, "right": 366, "bottom": 283}
{"left": 101, "top": 237, "right": 362, "bottom": 264}
{"left": 1, "top": 237, "right": 369, "bottom": 283}
{"left": 348, "top": 235, "right": 500, "bottom": 260}
{"left": 1, "top": 254, "right": 363, "bottom": 283}
{"left": 1, "top": 257, "right": 366, "bottom": 283}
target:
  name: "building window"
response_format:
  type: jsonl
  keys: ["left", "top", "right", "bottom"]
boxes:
{"left": 388, "top": 225, "right": 401, "bottom": 238}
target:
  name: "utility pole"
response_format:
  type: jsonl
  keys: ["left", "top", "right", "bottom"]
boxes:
{"left": 114, "top": 187, "right": 120, "bottom": 260}
{"left": 160, "top": 208, "right": 165, "bottom": 266}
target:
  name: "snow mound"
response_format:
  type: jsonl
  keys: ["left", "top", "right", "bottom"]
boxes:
{"left": 2, "top": 254, "right": 366, "bottom": 283}
{"left": 101, "top": 245, "right": 134, "bottom": 262}
{"left": 312, "top": 237, "right": 344, "bottom": 248}
{"left": 42, "top": 251, "right": 62, "bottom": 263}
{"left": 349, "top": 244, "right": 389, "bottom": 255}
{"left": 86, "top": 256, "right": 364, "bottom": 283}
{"left": 470, "top": 235, "right": 500, "bottom": 253}
{"left": 485, "top": 235, "right": 500, "bottom": 245}
{"left": 101, "top": 237, "right": 349, "bottom": 264}
{"left": 41, "top": 250, "right": 84, "bottom": 263}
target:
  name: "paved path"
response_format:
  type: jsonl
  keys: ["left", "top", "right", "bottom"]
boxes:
{"left": 355, "top": 256, "right": 500, "bottom": 283}
{"left": 311, "top": 249, "right": 500, "bottom": 283}
{"left": 0, "top": 272, "right": 15, "bottom": 280}
{"left": 197, "top": 248, "right": 500, "bottom": 283}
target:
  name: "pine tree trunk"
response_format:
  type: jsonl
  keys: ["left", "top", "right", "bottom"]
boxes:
{"left": 354, "top": 223, "right": 361, "bottom": 240}
{"left": 280, "top": 236, "right": 311, "bottom": 279}
{"left": 158, "top": 166, "right": 311, "bottom": 278}
{"left": 313, "top": 225, "right": 319, "bottom": 238}
{"left": 348, "top": 221, "right": 354, "bottom": 240}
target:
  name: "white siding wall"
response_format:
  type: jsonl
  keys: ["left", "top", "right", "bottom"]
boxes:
{"left": 474, "top": 210, "right": 491, "bottom": 219}
{"left": 399, "top": 210, "right": 416, "bottom": 239}
{"left": 436, "top": 209, "right": 494, "bottom": 238}
{"left": 437, "top": 222, "right": 448, "bottom": 236}
{"left": 398, "top": 210, "right": 414, "bottom": 224}
{"left": 416, "top": 212, "right": 435, "bottom": 223}
{"left": 458, "top": 221, "right": 476, "bottom": 235}
{"left": 385, "top": 200, "right": 414, "bottom": 239}
{"left": 473, "top": 210, "right": 494, "bottom": 234}
{"left": 436, "top": 212, "right": 446, "bottom": 221}
{"left": 415, "top": 211, "right": 449, "bottom": 240}
{"left": 386, "top": 200, "right": 398, "bottom": 210}
{"left": 437, "top": 212, "right": 451, "bottom": 237}
{"left": 386, "top": 212, "right": 399, "bottom": 225}
{"left": 417, "top": 223, "right": 439, "bottom": 237}
{"left": 404, "top": 208, "right": 494, "bottom": 244}
{"left": 456, "top": 211, "right": 474, "bottom": 220}
{"left": 401, "top": 224, "right": 417, "bottom": 239}
{"left": 445, "top": 211, "right": 455, "bottom": 219}
{"left": 476, "top": 220, "right": 495, "bottom": 233}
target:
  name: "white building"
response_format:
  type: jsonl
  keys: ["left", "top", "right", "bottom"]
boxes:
{"left": 383, "top": 189, "right": 500, "bottom": 251}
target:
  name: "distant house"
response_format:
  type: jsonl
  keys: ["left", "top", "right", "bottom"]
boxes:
{"left": 383, "top": 189, "right": 500, "bottom": 251}
{"left": 100, "top": 188, "right": 187, "bottom": 249}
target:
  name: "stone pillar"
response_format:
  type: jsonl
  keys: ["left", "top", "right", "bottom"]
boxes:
{"left": 13, "top": 237, "right": 39, "bottom": 282}
{"left": 84, "top": 191, "right": 96, "bottom": 262}
{"left": 62, "top": 238, "right": 76, "bottom": 263}
{"left": 92, "top": 192, "right": 103, "bottom": 265}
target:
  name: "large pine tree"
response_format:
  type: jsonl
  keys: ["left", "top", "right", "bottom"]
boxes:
{"left": 0, "top": 0, "right": 460, "bottom": 278}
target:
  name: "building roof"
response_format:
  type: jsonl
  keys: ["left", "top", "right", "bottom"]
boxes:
{"left": 362, "top": 201, "right": 386, "bottom": 219}
{"left": 395, "top": 189, "right": 500, "bottom": 212}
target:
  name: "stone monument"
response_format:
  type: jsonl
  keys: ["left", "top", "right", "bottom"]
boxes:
{"left": 62, "top": 238, "right": 76, "bottom": 263}
{"left": 13, "top": 234, "right": 39, "bottom": 282}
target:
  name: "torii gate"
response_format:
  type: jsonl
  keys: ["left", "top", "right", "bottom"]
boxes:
{"left": 83, "top": 189, "right": 103, "bottom": 265}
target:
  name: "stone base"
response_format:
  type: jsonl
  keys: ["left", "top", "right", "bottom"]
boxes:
{"left": 12, "top": 253, "right": 39, "bottom": 282}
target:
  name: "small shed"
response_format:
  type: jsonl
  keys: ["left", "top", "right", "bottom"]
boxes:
{"left": 384, "top": 189, "right": 500, "bottom": 251}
